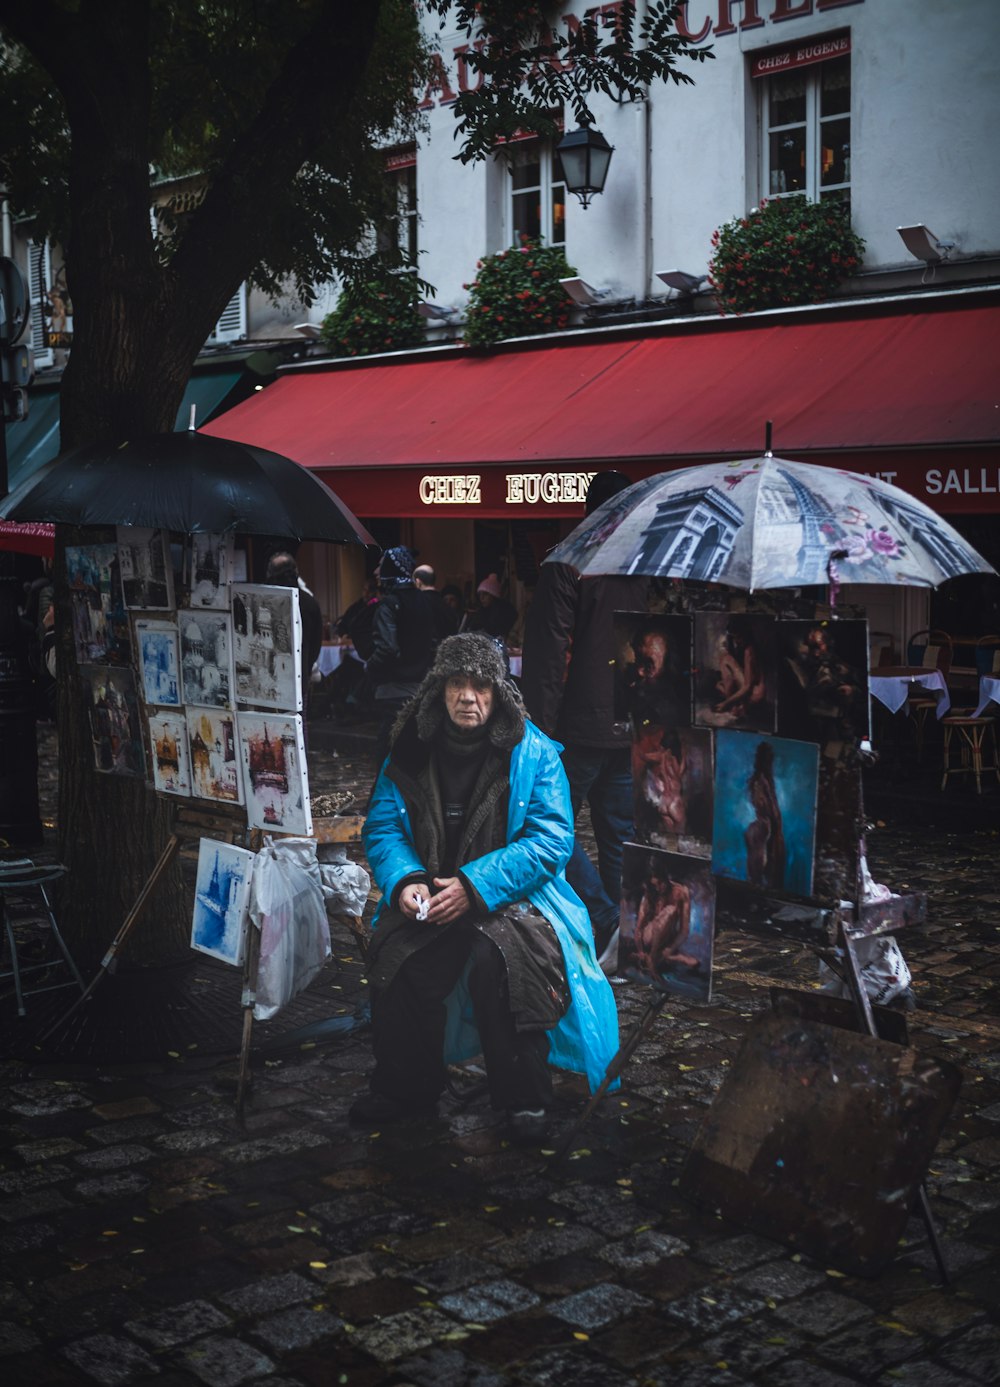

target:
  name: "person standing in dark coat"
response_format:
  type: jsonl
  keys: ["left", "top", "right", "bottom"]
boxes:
{"left": 265, "top": 551, "right": 323, "bottom": 703}
{"left": 368, "top": 546, "right": 436, "bottom": 766}
{"left": 414, "top": 563, "right": 459, "bottom": 650}
{"left": 521, "top": 472, "right": 650, "bottom": 972}
{"left": 463, "top": 573, "right": 517, "bottom": 641}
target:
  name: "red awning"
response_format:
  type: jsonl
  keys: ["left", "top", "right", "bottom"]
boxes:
{"left": 202, "top": 299, "right": 1000, "bottom": 517}
{"left": 0, "top": 520, "right": 55, "bottom": 558}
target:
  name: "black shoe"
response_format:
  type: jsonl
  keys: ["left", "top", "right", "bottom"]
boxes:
{"left": 349, "top": 1091, "right": 436, "bottom": 1126}
{"left": 506, "top": 1108, "right": 550, "bottom": 1146}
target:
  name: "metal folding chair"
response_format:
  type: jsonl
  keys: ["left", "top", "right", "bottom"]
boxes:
{"left": 0, "top": 858, "right": 85, "bottom": 1017}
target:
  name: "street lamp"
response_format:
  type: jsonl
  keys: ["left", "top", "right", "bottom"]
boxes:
{"left": 556, "top": 125, "right": 614, "bottom": 210}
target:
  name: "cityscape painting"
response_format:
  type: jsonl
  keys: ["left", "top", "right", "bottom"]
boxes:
{"left": 147, "top": 710, "right": 193, "bottom": 797}
{"left": 116, "top": 526, "right": 175, "bottom": 610}
{"left": 232, "top": 583, "right": 303, "bottom": 712}
{"left": 190, "top": 838, "right": 254, "bottom": 967}
{"left": 180, "top": 610, "right": 234, "bottom": 708}
{"left": 237, "top": 711, "right": 312, "bottom": 835}
{"left": 80, "top": 664, "right": 145, "bottom": 777}
{"left": 66, "top": 542, "right": 131, "bottom": 665}
{"left": 135, "top": 619, "right": 181, "bottom": 707}
{"left": 186, "top": 531, "right": 235, "bottom": 609}
{"left": 186, "top": 706, "right": 243, "bottom": 804}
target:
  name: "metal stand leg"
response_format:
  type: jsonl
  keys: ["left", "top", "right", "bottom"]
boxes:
{"left": 841, "top": 929, "right": 949, "bottom": 1286}
{"left": 40, "top": 884, "right": 86, "bottom": 994}
{"left": 554, "top": 991, "right": 670, "bottom": 1162}
{"left": 235, "top": 922, "right": 262, "bottom": 1125}
{"left": 3, "top": 906, "right": 26, "bottom": 1017}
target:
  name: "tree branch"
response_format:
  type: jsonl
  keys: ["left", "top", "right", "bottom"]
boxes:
{"left": 169, "top": 0, "right": 385, "bottom": 329}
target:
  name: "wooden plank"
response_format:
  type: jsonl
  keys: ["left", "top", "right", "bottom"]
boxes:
{"left": 312, "top": 815, "right": 365, "bottom": 843}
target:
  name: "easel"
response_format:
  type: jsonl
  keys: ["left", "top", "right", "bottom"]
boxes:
{"left": 555, "top": 586, "right": 951, "bottom": 1283}
{"left": 40, "top": 802, "right": 251, "bottom": 1044}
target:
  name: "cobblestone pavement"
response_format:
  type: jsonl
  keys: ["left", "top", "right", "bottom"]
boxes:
{"left": 1, "top": 726, "right": 998, "bottom": 1384}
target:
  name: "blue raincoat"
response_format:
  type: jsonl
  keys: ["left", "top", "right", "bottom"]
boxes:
{"left": 363, "top": 720, "right": 620, "bottom": 1094}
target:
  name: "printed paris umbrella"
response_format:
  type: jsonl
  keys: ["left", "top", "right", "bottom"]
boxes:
{"left": 0, "top": 430, "right": 375, "bottom": 546}
{"left": 545, "top": 456, "right": 994, "bottom": 590}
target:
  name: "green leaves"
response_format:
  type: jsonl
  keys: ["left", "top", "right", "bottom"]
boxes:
{"left": 463, "top": 235, "right": 576, "bottom": 348}
{"left": 321, "top": 263, "right": 429, "bottom": 358}
{"left": 709, "top": 196, "right": 866, "bottom": 315}
{"left": 425, "top": 1, "right": 713, "bottom": 165}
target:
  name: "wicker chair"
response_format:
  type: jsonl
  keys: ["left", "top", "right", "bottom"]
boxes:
{"left": 939, "top": 635, "right": 1000, "bottom": 793}
{"left": 904, "top": 629, "right": 953, "bottom": 761}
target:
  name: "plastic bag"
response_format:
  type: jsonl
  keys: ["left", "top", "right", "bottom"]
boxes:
{"left": 317, "top": 842, "right": 370, "bottom": 916}
{"left": 819, "top": 934, "right": 912, "bottom": 1007}
{"left": 250, "top": 836, "right": 331, "bottom": 1021}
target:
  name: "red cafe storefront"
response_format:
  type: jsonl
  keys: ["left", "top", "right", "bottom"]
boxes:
{"left": 201, "top": 286, "right": 1000, "bottom": 647}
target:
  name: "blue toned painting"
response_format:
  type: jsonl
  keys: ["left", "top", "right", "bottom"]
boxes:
{"left": 711, "top": 729, "right": 819, "bottom": 897}
{"left": 190, "top": 839, "right": 255, "bottom": 967}
{"left": 137, "top": 620, "right": 181, "bottom": 707}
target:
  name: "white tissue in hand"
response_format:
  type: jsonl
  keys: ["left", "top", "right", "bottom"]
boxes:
{"left": 415, "top": 896, "right": 430, "bottom": 920}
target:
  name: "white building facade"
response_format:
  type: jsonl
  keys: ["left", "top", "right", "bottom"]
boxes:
{"left": 399, "top": 0, "right": 1000, "bottom": 321}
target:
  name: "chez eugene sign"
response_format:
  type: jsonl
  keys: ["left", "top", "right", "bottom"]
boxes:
{"left": 419, "top": 0, "right": 865, "bottom": 106}
{"left": 387, "top": 460, "right": 1000, "bottom": 518}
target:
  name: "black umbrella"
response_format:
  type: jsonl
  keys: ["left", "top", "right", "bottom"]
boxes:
{"left": 0, "top": 431, "right": 375, "bottom": 546}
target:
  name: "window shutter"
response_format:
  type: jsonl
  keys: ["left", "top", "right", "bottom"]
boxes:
{"left": 206, "top": 284, "right": 247, "bottom": 344}
{"left": 27, "top": 239, "right": 54, "bottom": 367}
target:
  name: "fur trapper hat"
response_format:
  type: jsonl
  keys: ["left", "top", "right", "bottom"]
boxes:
{"left": 402, "top": 632, "right": 526, "bottom": 750}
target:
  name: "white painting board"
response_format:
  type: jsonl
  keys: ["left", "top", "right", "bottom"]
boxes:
{"left": 135, "top": 619, "right": 181, "bottom": 706}
{"left": 147, "top": 710, "right": 193, "bottom": 797}
{"left": 186, "top": 706, "right": 244, "bottom": 805}
{"left": 116, "top": 527, "right": 175, "bottom": 610}
{"left": 232, "top": 583, "right": 303, "bottom": 712}
{"left": 187, "top": 531, "right": 235, "bottom": 610}
{"left": 190, "top": 838, "right": 254, "bottom": 966}
{"left": 180, "top": 610, "right": 235, "bottom": 708}
{"left": 237, "top": 710, "right": 313, "bottom": 835}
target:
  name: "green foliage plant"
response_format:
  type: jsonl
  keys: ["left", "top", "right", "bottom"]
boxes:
{"left": 321, "top": 269, "right": 426, "bottom": 356}
{"left": 462, "top": 235, "right": 576, "bottom": 347}
{"left": 708, "top": 197, "right": 866, "bottom": 315}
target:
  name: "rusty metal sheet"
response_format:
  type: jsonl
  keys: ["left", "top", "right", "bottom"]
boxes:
{"left": 678, "top": 1012, "right": 961, "bottom": 1277}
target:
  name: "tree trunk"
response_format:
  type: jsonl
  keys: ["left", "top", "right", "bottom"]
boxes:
{"left": 12, "top": 0, "right": 386, "bottom": 967}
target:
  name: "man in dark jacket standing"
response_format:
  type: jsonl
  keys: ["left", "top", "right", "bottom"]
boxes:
{"left": 521, "top": 472, "right": 649, "bottom": 970}
{"left": 265, "top": 550, "right": 324, "bottom": 701}
{"left": 414, "top": 563, "right": 459, "bottom": 649}
{"left": 368, "top": 546, "right": 435, "bottom": 765}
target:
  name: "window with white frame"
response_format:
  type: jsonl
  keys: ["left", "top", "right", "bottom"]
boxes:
{"left": 761, "top": 54, "right": 851, "bottom": 206}
{"left": 377, "top": 148, "right": 418, "bottom": 262}
{"left": 206, "top": 284, "right": 247, "bottom": 344}
{"left": 507, "top": 139, "right": 566, "bottom": 246}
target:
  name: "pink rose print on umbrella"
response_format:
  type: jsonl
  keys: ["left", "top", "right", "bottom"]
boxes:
{"left": 867, "top": 528, "right": 901, "bottom": 558}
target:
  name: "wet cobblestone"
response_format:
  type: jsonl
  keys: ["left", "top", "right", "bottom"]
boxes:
{"left": 0, "top": 728, "right": 998, "bottom": 1381}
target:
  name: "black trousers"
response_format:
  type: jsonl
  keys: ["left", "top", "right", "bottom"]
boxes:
{"left": 370, "top": 924, "right": 552, "bottom": 1112}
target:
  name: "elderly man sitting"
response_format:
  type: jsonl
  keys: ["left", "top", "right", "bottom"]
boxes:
{"left": 353, "top": 633, "right": 620, "bottom": 1144}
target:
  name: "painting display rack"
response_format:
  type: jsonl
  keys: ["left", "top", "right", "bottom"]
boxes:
{"left": 39, "top": 803, "right": 254, "bottom": 1044}
{"left": 557, "top": 587, "right": 952, "bottom": 1282}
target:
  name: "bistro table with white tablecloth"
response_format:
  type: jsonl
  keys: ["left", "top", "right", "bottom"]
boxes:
{"left": 869, "top": 667, "right": 951, "bottom": 719}
{"left": 972, "top": 675, "right": 1000, "bottom": 719}
{"left": 316, "top": 643, "right": 359, "bottom": 677}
